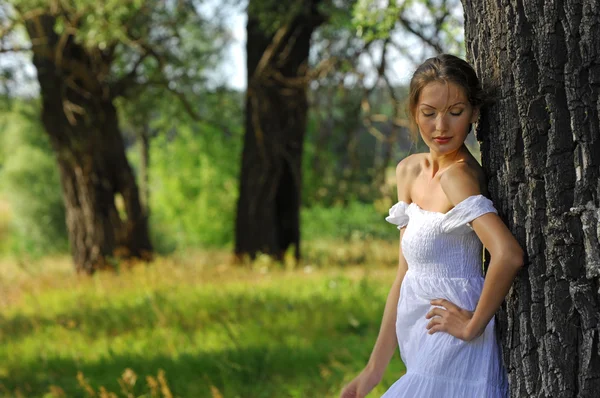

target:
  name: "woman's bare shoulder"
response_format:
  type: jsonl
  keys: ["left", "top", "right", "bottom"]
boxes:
{"left": 439, "top": 159, "right": 487, "bottom": 205}
{"left": 396, "top": 153, "right": 425, "bottom": 177}
{"left": 395, "top": 154, "right": 424, "bottom": 202}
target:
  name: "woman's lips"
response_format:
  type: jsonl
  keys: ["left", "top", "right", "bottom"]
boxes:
{"left": 433, "top": 137, "right": 451, "bottom": 144}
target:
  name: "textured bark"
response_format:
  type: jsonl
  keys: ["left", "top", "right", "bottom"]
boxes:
{"left": 463, "top": 0, "right": 600, "bottom": 396}
{"left": 235, "top": 2, "right": 323, "bottom": 261}
{"left": 138, "top": 124, "right": 150, "bottom": 217}
{"left": 26, "top": 15, "right": 152, "bottom": 273}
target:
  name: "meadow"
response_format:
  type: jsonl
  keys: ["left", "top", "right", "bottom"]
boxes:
{"left": 0, "top": 239, "right": 406, "bottom": 398}
{"left": 0, "top": 97, "right": 407, "bottom": 397}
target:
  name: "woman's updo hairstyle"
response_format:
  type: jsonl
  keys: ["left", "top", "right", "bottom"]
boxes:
{"left": 407, "top": 54, "right": 484, "bottom": 140}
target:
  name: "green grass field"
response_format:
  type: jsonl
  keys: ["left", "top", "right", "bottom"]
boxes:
{"left": 0, "top": 243, "right": 406, "bottom": 398}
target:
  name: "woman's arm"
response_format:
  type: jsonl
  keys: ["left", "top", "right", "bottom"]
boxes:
{"left": 340, "top": 158, "right": 414, "bottom": 397}
{"left": 425, "top": 164, "right": 524, "bottom": 341}
{"left": 366, "top": 156, "right": 415, "bottom": 374}
{"left": 364, "top": 228, "right": 409, "bottom": 377}
{"left": 464, "top": 214, "right": 524, "bottom": 339}
{"left": 426, "top": 213, "right": 524, "bottom": 340}
{"left": 339, "top": 249, "right": 408, "bottom": 398}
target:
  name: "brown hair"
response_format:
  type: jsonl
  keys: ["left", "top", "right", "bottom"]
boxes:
{"left": 407, "top": 54, "right": 484, "bottom": 140}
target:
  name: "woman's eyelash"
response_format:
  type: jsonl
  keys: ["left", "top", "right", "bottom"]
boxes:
{"left": 421, "top": 111, "right": 463, "bottom": 117}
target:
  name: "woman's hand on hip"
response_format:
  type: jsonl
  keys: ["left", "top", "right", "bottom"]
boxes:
{"left": 425, "top": 298, "right": 481, "bottom": 341}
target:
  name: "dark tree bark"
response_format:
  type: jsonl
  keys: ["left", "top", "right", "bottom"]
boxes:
{"left": 235, "top": 2, "right": 324, "bottom": 261}
{"left": 26, "top": 15, "right": 152, "bottom": 273}
{"left": 463, "top": 0, "right": 600, "bottom": 396}
{"left": 138, "top": 123, "right": 151, "bottom": 218}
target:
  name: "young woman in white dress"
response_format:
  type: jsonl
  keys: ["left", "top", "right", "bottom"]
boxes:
{"left": 340, "top": 54, "right": 524, "bottom": 398}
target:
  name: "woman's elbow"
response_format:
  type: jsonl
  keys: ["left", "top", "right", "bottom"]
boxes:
{"left": 500, "top": 245, "right": 525, "bottom": 270}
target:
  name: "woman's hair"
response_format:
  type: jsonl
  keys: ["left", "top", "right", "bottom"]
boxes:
{"left": 407, "top": 54, "right": 484, "bottom": 140}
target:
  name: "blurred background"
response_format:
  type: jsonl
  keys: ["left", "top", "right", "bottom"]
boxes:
{"left": 0, "top": 0, "right": 477, "bottom": 396}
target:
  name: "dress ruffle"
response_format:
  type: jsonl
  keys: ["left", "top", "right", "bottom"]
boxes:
{"left": 386, "top": 201, "right": 410, "bottom": 229}
{"left": 385, "top": 194, "right": 497, "bottom": 234}
{"left": 440, "top": 194, "right": 498, "bottom": 234}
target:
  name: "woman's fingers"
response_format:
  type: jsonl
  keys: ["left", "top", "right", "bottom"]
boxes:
{"left": 340, "top": 385, "right": 357, "bottom": 398}
{"left": 426, "top": 316, "right": 442, "bottom": 330}
{"left": 425, "top": 306, "right": 445, "bottom": 319}
{"left": 430, "top": 298, "right": 455, "bottom": 309}
{"left": 426, "top": 299, "right": 475, "bottom": 339}
{"left": 428, "top": 324, "right": 444, "bottom": 334}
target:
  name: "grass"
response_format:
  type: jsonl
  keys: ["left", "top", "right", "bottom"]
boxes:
{"left": 0, "top": 241, "right": 405, "bottom": 398}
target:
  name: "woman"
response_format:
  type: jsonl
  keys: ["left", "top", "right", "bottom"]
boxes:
{"left": 340, "top": 54, "right": 524, "bottom": 397}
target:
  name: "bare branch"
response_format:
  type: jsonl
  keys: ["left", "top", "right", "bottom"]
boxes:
{"left": 388, "top": 39, "right": 420, "bottom": 65}
{"left": 397, "top": 14, "right": 444, "bottom": 54}
{"left": 110, "top": 52, "right": 153, "bottom": 98}
{"left": 0, "top": 45, "right": 32, "bottom": 53}
{"left": 142, "top": 78, "right": 201, "bottom": 121}
{"left": 251, "top": 23, "right": 293, "bottom": 85}
{"left": 24, "top": 14, "right": 99, "bottom": 93}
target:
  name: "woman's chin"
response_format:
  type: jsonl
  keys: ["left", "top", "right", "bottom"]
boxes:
{"left": 428, "top": 143, "right": 460, "bottom": 154}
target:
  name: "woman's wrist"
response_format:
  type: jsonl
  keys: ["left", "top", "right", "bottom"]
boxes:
{"left": 365, "top": 361, "right": 385, "bottom": 382}
{"left": 464, "top": 320, "right": 485, "bottom": 341}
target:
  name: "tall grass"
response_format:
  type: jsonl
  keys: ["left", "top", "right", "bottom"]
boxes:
{"left": 0, "top": 244, "right": 405, "bottom": 398}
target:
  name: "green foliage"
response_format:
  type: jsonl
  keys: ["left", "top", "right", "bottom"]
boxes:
{"left": 352, "top": 0, "right": 465, "bottom": 55}
{"left": 0, "top": 257, "right": 405, "bottom": 397}
{"left": 302, "top": 201, "right": 393, "bottom": 242}
{"left": 0, "top": 100, "right": 68, "bottom": 256}
{"left": 11, "top": 0, "right": 189, "bottom": 50}
{"left": 352, "top": 0, "right": 400, "bottom": 42}
{"left": 147, "top": 120, "right": 242, "bottom": 252}
{"left": 1, "top": 146, "right": 68, "bottom": 256}
{"left": 0, "top": 99, "right": 50, "bottom": 155}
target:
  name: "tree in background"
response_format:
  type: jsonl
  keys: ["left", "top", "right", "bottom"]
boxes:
{"left": 1, "top": 1, "right": 225, "bottom": 273}
{"left": 235, "top": 0, "right": 325, "bottom": 262}
{"left": 463, "top": 0, "right": 600, "bottom": 395}
{"left": 236, "top": 0, "right": 464, "bottom": 262}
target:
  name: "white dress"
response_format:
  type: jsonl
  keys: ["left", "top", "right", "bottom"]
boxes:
{"left": 383, "top": 194, "right": 508, "bottom": 397}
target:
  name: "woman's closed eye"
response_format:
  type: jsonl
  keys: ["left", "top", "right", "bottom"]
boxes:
{"left": 421, "top": 109, "right": 464, "bottom": 117}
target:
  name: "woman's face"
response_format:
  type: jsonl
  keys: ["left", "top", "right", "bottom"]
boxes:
{"left": 415, "top": 81, "right": 479, "bottom": 154}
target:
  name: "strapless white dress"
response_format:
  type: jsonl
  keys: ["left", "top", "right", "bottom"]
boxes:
{"left": 382, "top": 194, "right": 508, "bottom": 397}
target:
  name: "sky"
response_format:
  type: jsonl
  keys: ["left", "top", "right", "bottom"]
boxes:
{"left": 222, "top": 10, "right": 247, "bottom": 90}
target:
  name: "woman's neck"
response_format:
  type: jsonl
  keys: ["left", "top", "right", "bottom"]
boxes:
{"left": 426, "top": 145, "right": 469, "bottom": 177}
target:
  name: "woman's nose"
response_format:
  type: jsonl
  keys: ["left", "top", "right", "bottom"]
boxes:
{"left": 435, "top": 113, "right": 449, "bottom": 131}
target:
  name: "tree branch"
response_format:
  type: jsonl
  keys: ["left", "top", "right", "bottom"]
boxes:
{"left": 397, "top": 14, "right": 444, "bottom": 54}
{"left": 0, "top": 45, "right": 32, "bottom": 53}
{"left": 110, "top": 51, "right": 153, "bottom": 98}
{"left": 142, "top": 78, "right": 201, "bottom": 121}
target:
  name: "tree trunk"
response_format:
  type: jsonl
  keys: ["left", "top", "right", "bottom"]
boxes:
{"left": 235, "top": 2, "right": 323, "bottom": 261}
{"left": 138, "top": 123, "right": 151, "bottom": 218}
{"left": 463, "top": 1, "right": 600, "bottom": 396}
{"left": 26, "top": 15, "right": 152, "bottom": 273}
